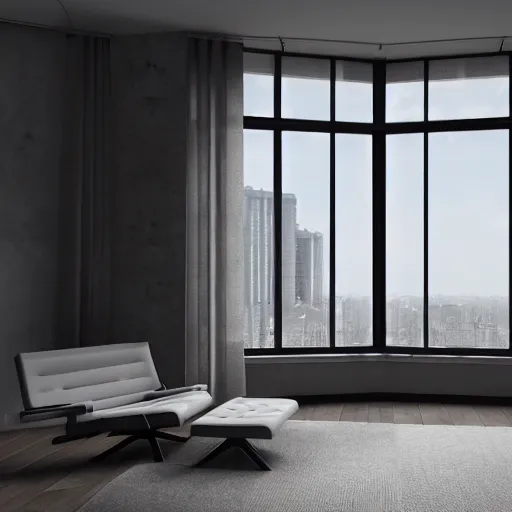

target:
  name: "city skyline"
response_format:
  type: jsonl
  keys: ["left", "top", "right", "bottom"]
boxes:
{"left": 243, "top": 184, "right": 508, "bottom": 349}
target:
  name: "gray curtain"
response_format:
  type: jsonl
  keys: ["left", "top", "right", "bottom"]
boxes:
{"left": 57, "top": 35, "right": 111, "bottom": 348}
{"left": 185, "top": 38, "right": 246, "bottom": 404}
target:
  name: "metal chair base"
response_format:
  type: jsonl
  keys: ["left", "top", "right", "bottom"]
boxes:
{"left": 53, "top": 429, "right": 190, "bottom": 463}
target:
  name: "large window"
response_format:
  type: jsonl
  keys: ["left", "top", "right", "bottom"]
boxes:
{"left": 428, "top": 130, "right": 509, "bottom": 349}
{"left": 386, "top": 134, "right": 424, "bottom": 347}
{"left": 336, "top": 134, "right": 373, "bottom": 346}
{"left": 244, "top": 50, "right": 511, "bottom": 355}
{"left": 336, "top": 61, "right": 373, "bottom": 122}
{"left": 429, "top": 57, "right": 508, "bottom": 120}
{"left": 243, "top": 130, "right": 274, "bottom": 348}
{"left": 244, "top": 53, "right": 274, "bottom": 117}
{"left": 282, "top": 57, "right": 330, "bottom": 121}
{"left": 386, "top": 62, "right": 424, "bottom": 123}
{"left": 282, "top": 132, "right": 330, "bottom": 347}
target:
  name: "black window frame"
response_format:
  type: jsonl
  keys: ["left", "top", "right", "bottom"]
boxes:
{"left": 244, "top": 48, "right": 512, "bottom": 357}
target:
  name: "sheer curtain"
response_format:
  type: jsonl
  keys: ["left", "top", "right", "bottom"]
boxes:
{"left": 185, "top": 38, "right": 246, "bottom": 404}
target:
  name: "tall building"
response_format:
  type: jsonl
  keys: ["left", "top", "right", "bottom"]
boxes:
{"left": 337, "top": 297, "right": 371, "bottom": 346}
{"left": 295, "top": 229, "right": 324, "bottom": 306}
{"left": 281, "top": 193, "right": 297, "bottom": 315}
{"left": 244, "top": 187, "right": 330, "bottom": 348}
{"left": 243, "top": 187, "right": 274, "bottom": 348}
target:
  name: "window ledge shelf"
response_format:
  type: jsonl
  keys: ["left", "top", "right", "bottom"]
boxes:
{"left": 245, "top": 353, "right": 512, "bottom": 366}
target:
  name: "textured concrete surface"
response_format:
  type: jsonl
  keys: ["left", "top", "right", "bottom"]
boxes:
{"left": 0, "top": 23, "right": 67, "bottom": 420}
{"left": 0, "top": 27, "right": 192, "bottom": 425}
{"left": 110, "top": 33, "right": 190, "bottom": 389}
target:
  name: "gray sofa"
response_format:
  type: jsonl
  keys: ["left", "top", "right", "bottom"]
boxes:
{"left": 14, "top": 342, "right": 213, "bottom": 462}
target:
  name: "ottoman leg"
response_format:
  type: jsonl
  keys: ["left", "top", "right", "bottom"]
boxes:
{"left": 147, "top": 435, "right": 165, "bottom": 462}
{"left": 238, "top": 439, "right": 271, "bottom": 471}
{"left": 195, "top": 438, "right": 234, "bottom": 467}
{"left": 195, "top": 438, "right": 271, "bottom": 471}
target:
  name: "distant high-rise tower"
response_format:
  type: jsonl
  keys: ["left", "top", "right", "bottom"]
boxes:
{"left": 243, "top": 187, "right": 274, "bottom": 347}
{"left": 281, "top": 193, "right": 297, "bottom": 315}
{"left": 295, "top": 229, "right": 324, "bottom": 306}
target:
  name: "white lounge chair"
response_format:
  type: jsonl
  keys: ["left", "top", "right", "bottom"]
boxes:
{"left": 15, "top": 342, "right": 213, "bottom": 462}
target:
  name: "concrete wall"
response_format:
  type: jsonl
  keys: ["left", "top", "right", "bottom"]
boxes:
{"left": 109, "top": 33, "right": 189, "bottom": 389}
{"left": 0, "top": 25, "right": 192, "bottom": 428}
{"left": 246, "top": 355, "right": 512, "bottom": 398}
{"left": 0, "top": 27, "right": 193, "bottom": 427}
{"left": 0, "top": 23, "right": 67, "bottom": 424}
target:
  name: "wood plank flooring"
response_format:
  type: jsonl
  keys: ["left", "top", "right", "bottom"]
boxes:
{"left": 1, "top": 402, "right": 511, "bottom": 511}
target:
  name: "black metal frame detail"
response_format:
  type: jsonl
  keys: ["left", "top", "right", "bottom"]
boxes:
{"left": 194, "top": 437, "right": 272, "bottom": 471}
{"left": 244, "top": 48, "right": 512, "bottom": 357}
{"left": 52, "top": 429, "right": 189, "bottom": 463}
{"left": 93, "top": 430, "right": 189, "bottom": 463}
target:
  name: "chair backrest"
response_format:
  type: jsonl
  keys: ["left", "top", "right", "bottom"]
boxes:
{"left": 15, "top": 342, "right": 162, "bottom": 410}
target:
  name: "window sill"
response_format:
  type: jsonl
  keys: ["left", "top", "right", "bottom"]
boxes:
{"left": 245, "top": 352, "right": 512, "bottom": 366}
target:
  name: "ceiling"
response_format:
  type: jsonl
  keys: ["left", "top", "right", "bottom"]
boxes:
{"left": 2, "top": 0, "right": 512, "bottom": 58}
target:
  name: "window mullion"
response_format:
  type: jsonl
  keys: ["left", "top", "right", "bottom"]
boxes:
{"left": 274, "top": 54, "right": 282, "bottom": 350}
{"left": 423, "top": 60, "right": 429, "bottom": 350}
{"left": 508, "top": 54, "right": 512, "bottom": 354}
{"left": 373, "top": 61, "right": 386, "bottom": 352}
{"left": 330, "top": 59, "right": 336, "bottom": 349}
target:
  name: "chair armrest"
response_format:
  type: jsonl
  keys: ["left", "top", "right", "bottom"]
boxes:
{"left": 20, "top": 402, "right": 93, "bottom": 423}
{"left": 143, "top": 384, "right": 208, "bottom": 401}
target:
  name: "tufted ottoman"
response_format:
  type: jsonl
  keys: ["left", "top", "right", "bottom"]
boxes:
{"left": 190, "top": 397, "right": 299, "bottom": 470}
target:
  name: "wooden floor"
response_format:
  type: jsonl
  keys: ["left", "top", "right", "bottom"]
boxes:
{"left": 1, "top": 401, "right": 512, "bottom": 511}
{"left": 291, "top": 401, "right": 512, "bottom": 427}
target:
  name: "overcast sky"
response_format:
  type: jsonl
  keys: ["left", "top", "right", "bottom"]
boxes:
{"left": 243, "top": 57, "right": 509, "bottom": 298}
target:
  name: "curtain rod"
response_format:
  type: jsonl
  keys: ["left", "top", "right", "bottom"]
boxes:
{"left": 189, "top": 31, "right": 511, "bottom": 51}
{"left": 0, "top": 17, "right": 111, "bottom": 38}
{"left": 1, "top": 17, "right": 510, "bottom": 51}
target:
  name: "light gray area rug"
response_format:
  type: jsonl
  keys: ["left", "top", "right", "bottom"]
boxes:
{"left": 79, "top": 420, "right": 512, "bottom": 512}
